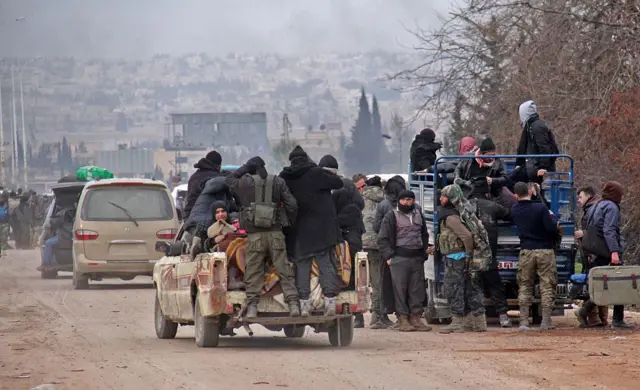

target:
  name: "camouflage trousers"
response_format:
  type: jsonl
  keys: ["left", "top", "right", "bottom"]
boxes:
{"left": 244, "top": 231, "right": 299, "bottom": 306}
{"left": 0, "top": 223, "right": 9, "bottom": 251}
{"left": 517, "top": 249, "right": 557, "bottom": 310}
{"left": 444, "top": 257, "right": 485, "bottom": 317}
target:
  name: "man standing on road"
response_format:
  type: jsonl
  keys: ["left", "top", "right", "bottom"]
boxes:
{"left": 183, "top": 150, "right": 223, "bottom": 219}
{"left": 436, "top": 184, "right": 490, "bottom": 334}
{"left": 279, "top": 146, "right": 344, "bottom": 317}
{"left": 578, "top": 181, "right": 633, "bottom": 329}
{"left": 378, "top": 190, "right": 432, "bottom": 332}
{"left": 225, "top": 156, "right": 300, "bottom": 319}
{"left": 574, "top": 186, "right": 606, "bottom": 327}
{"left": 0, "top": 197, "right": 10, "bottom": 254}
{"left": 511, "top": 182, "right": 559, "bottom": 330}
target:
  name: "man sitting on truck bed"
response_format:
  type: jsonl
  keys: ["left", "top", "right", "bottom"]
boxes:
{"left": 454, "top": 137, "right": 508, "bottom": 200}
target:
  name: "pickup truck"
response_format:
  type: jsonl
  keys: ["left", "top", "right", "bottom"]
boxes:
{"left": 152, "top": 226, "right": 369, "bottom": 348}
{"left": 409, "top": 154, "right": 577, "bottom": 324}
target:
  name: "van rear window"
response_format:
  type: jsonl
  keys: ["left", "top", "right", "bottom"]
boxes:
{"left": 81, "top": 186, "right": 173, "bottom": 221}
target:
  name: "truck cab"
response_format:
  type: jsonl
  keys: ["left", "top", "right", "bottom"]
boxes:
{"left": 410, "top": 154, "right": 577, "bottom": 324}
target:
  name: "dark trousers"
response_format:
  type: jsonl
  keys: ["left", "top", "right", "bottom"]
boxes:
{"left": 296, "top": 247, "right": 340, "bottom": 299}
{"left": 479, "top": 260, "right": 508, "bottom": 315}
{"left": 444, "top": 258, "right": 485, "bottom": 316}
{"left": 244, "top": 231, "right": 298, "bottom": 305}
{"left": 366, "top": 249, "right": 384, "bottom": 315}
{"left": 389, "top": 257, "right": 426, "bottom": 317}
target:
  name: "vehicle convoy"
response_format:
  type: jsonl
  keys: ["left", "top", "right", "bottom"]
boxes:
{"left": 153, "top": 226, "right": 369, "bottom": 348}
{"left": 72, "top": 178, "right": 179, "bottom": 289}
{"left": 410, "top": 154, "right": 577, "bottom": 324}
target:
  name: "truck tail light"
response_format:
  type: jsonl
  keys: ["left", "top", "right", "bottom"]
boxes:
{"left": 75, "top": 229, "right": 99, "bottom": 241}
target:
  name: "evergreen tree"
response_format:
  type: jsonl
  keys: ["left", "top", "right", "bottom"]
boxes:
{"left": 371, "top": 95, "right": 385, "bottom": 169}
{"left": 57, "top": 140, "right": 65, "bottom": 176}
{"left": 345, "top": 87, "right": 378, "bottom": 174}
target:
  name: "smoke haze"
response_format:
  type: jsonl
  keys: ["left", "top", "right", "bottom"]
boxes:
{"left": 0, "top": 0, "right": 451, "bottom": 58}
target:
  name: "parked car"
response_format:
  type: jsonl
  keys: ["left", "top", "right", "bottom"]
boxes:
{"left": 72, "top": 178, "right": 179, "bottom": 289}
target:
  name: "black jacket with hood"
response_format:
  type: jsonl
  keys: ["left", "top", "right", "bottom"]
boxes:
{"left": 516, "top": 100, "right": 559, "bottom": 180}
{"left": 279, "top": 146, "right": 344, "bottom": 259}
{"left": 410, "top": 128, "right": 442, "bottom": 172}
{"left": 373, "top": 175, "right": 407, "bottom": 234}
{"left": 184, "top": 157, "right": 222, "bottom": 219}
{"left": 333, "top": 188, "right": 365, "bottom": 253}
{"left": 184, "top": 174, "right": 237, "bottom": 230}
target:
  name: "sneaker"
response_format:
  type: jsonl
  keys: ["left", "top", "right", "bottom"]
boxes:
{"left": 499, "top": 314, "right": 512, "bottom": 328}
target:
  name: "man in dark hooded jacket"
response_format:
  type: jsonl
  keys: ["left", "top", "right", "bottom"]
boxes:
{"left": 410, "top": 128, "right": 442, "bottom": 172}
{"left": 184, "top": 173, "right": 237, "bottom": 230}
{"left": 318, "top": 154, "right": 365, "bottom": 211}
{"left": 280, "top": 146, "right": 345, "bottom": 317}
{"left": 516, "top": 100, "right": 559, "bottom": 183}
{"left": 184, "top": 150, "right": 223, "bottom": 219}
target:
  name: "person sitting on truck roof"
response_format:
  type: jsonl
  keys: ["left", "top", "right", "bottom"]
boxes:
{"left": 511, "top": 182, "right": 559, "bottom": 331}
{"left": 377, "top": 190, "right": 432, "bottom": 332}
{"left": 410, "top": 128, "right": 442, "bottom": 172}
{"left": 454, "top": 137, "right": 508, "bottom": 200}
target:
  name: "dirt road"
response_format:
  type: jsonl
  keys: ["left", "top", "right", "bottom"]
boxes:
{"left": 1, "top": 249, "right": 639, "bottom": 390}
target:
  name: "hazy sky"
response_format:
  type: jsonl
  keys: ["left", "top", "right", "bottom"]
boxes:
{"left": 0, "top": 0, "right": 452, "bottom": 58}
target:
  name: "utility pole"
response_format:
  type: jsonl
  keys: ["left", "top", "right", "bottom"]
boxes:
{"left": 282, "top": 113, "right": 291, "bottom": 142}
{"left": 20, "top": 72, "right": 27, "bottom": 189}
{"left": 0, "top": 73, "right": 5, "bottom": 186}
{"left": 11, "top": 66, "right": 18, "bottom": 187}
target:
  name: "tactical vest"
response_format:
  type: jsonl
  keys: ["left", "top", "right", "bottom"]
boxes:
{"left": 437, "top": 220, "right": 466, "bottom": 256}
{"left": 241, "top": 174, "right": 278, "bottom": 230}
{"left": 393, "top": 209, "right": 424, "bottom": 250}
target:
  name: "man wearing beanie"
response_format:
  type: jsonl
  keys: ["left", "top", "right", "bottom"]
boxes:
{"left": 454, "top": 136, "right": 508, "bottom": 200}
{"left": 377, "top": 189, "right": 432, "bottom": 332}
{"left": 280, "top": 146, "right": 345, "bottom": 317}
{"left": 225, "top": 156, "right": 300, "bottom": 318}
{"left": 183, "top": 150, "right": 223, "bottom": 219}
{"left": 410, "top": 128, "right": 442, "bottom": 172}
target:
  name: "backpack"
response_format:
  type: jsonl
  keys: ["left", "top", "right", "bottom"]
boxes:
{"left": 246, "top": 174, "right": 278, "bottom": 229}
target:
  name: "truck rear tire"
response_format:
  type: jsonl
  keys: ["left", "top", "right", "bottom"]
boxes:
{"left": 194, "top": 292, "right": 220, "bottom": 348}
{"left": 328, "top": 316, "right": 354, "bottom": 347}
{"left": 284, "top": 325, "right": 306, "bottom": 338}
{"left": 155, "top": 294, "right": 178, "bottom": 339}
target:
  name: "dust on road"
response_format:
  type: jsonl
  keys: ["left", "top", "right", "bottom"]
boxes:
{"left": 1, "top": 249, "right": 639, "bottom": 390}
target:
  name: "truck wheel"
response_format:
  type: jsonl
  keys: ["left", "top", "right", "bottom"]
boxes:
{"left": 41, "top": 269, "right": 58, "bottom": 279}
{"left": 154, "top": 294, "right": 178, "bottom": 339}
{"left": 440, "top": 317, "right": 452, "bottom": 325}
{"left": 328, "top": 316, "right": 354, "bottom": 347}
{"left": 72, "top": 267, "right": 89, "bottom": 290}
{"left": 194, "top": 292, "right": 220, "bottom": 348}
{"left": 283, "top": 325, "right": 306, "bottom": 338}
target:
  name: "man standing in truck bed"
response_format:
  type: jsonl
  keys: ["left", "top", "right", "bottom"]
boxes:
{"left": 225, "top": 156, "right": 299, "bottom": 319}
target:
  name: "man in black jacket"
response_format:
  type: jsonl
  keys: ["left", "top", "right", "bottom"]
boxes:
{"left": 454, "top": 137, "right": 509, "bottom": 200}
{"left": 184, "top": 150, "right": 223, "bottom": 219}
{"left": 516, "top": 100, "right": 560, "bottom": 183}
{"left": 280, "top": 146, "right": 345, "bottom": 317}
{"left": 378, "top": 190, "right": 432, "bottom": 332}
{"left": 225, "top": 156, "right": 299, "bottom": 318}
{"left": 410, "top": 128, "right": 442, "bottom": 172}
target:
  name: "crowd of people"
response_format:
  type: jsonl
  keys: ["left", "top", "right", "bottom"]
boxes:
{"left": 174, "top": 99, "right": 634, "bottom": 332}
{"left": 0, "top": 188, "right": 50, "bottom": 254}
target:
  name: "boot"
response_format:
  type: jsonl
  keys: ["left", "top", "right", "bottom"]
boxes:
{"left": 354, "top": 313, "right": 365, "bottom": 328}
{"left": 439, "top": 315, "right": 465, "bottom": 334}
{"left": 299, "top": 299, "right": 312, "bottom": 317}
{"left": 245, "top": 304, "right": 258, "bottom": 319}
{"left": 461, "top": 314, "right": 474, "bottom": 332}
{"left": 370, "top": 319, "right": 389, "bottom": 330}
{"left": 289, "top": 301, "right": 301, "bottom": 317}
{"left": 472, "top": 313, "right": 488, "bottom": 332}
{"left": 575, "top": 301, "right": 594, "bottom": 328}
{"left": 369, "top": 312, "right": 380, "bottom": 326}
{"left": 539, "top": 308, "right": 555, "bottom": 330}
{"left": 380, "top": 314, "right": 394, "bottom": 327}
{"left": 389, "top": 319, "right": 400, "bottom": 331}
{"left": 397, "top": 315, "right": 416, "bottom": 332}
{"left": 598, "top": 306, "right": 609, "bottom": 326}
{"left": 499, "top": 313, "right": 512, "bottom": 328}
{"left": 409, "top": 313, "right": 432, "bottom": 332}
{"left": 587, "top": 304, "right": 603, "bottom": 327}
{"left": 612, "top": 321, "right": 634, "bottom": 329}
{"left": 323, "top": 296, "right": 337, "bottom": 317}
{"left": 519, "top": 306, "right": 531, "bottom": 331}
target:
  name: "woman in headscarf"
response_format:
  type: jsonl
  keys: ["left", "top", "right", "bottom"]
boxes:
{"left": 436, "top": 184, "right": 492, "bottom": 334}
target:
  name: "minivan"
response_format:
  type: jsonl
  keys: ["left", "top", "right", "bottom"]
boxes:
{"left": 72, "top": 178, "right": 179, "bottom": 289}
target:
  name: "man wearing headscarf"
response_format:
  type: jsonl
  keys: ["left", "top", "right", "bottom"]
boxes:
{"left": 410, "top": 128, "right": 442, "bottom": 172}
{"left": 378, "top": 190, "right": 432, "bottom": 332}
{"left": 578, "top": 181, "right": 632, "bottom": 329}
{"left": 183, "top": 150, "right": 223, "bottom": 219}
{"left": 516, "top": 100, "right": 560, "bottom": 183}
{"left": 458, "top": 137, "right": 478, "bottom": 155}
{"left": 437, "top": 184, "right": 491, "bottom": 334}
{"left": 225, "top": 156, "right": 300, "bottom": 318}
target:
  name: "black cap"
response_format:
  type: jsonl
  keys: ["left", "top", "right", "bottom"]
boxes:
{"left": 479, "top": 137, "right": 496, "bottom": 153}
{"left": 318, "top": 155, "right": 339, "bottom": 169}
{"left": 205, "top": 150, "right": 222, "bottom": 165}
{"left": 288, "top": 145, "right": 308, "bottom": 161}
{"left": 398, "top": 190, "right": 415, "bottom": 200}
{"left": 419, "top": 128, "right": 436, "bottom": 142}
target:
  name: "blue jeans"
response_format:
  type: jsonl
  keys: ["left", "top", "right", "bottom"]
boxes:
{"left": 42, "top": 236, "right": 58, "bottom": 265}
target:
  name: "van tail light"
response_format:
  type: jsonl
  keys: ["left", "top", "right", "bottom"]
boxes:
{"left": 156, "top": 229, "right": 177, "bottom": 240}
{"left": 75, "top": 229, "right": 99, "bottom": 241}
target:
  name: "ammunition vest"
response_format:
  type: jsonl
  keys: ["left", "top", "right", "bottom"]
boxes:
{"left": 241, "top": 174, "right": 278, "bottom": 230}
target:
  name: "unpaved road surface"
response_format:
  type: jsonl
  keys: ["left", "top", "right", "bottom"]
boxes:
{"left": 1, "top": 249, "right": 640, "bottom": 390}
